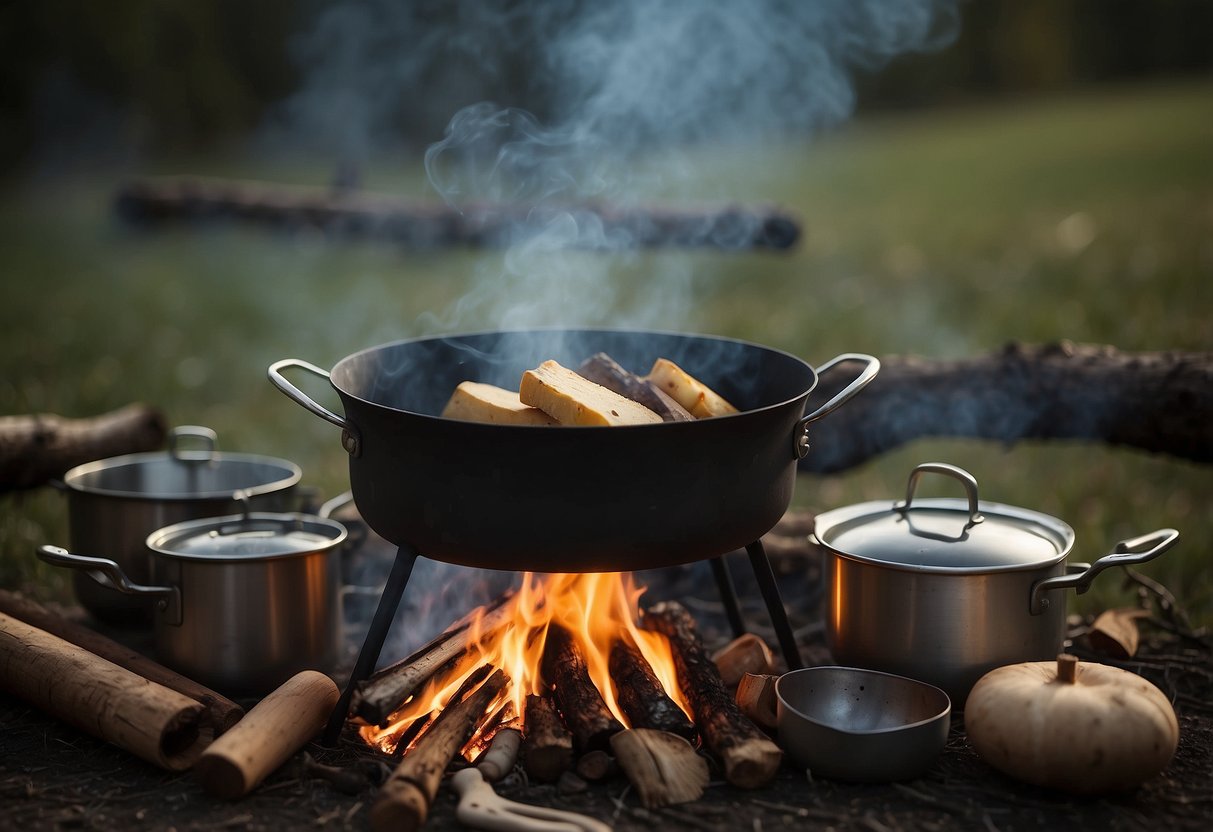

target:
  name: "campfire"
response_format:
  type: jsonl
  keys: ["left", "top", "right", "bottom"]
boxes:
{"left": 351, "top": 572, "right": 782, "bottom": 829}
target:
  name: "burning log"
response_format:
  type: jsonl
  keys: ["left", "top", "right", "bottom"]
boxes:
{"left": 370, "top": 667, "right": 508, "bottom": 832}
{"left": 0, "top": 612, "right": 212, "bottom": 770}
{"left": 712, "top": 633, "right": 776, "bottom": 689}
{"left": 195, "top": 670, "right": 339, "bottom": 798}
{"left": 115, "top": 176, "right": 802, "bottom": 251}
{"left": 543, "top": 624, "right": 625, "bottom": 751}
{"left": 643, "top": 602, "right": 783, "bottom": 788}
{"left": 608, "top": 638, "right": 696, "bottom": 741}
{"left": 0, "top": 590, "right": 244, "bottom": 733}
{"left": 799, "top": 342, "right": 1213, "bottom": 473}
{"left": 610, "top": 728, "right": 709, "bottom": 809}
{"left": 523, "top": 693, "right": 575, "bottom": 782}
{"left": 0, "top": 403, "right": 166, "bottom": 492}
{"left": 576, "top": 353, "right": 694, "bottom": 422}
{"left": 352, "top": 593, "right": 515, "bottom": 725}
{"left": 734, "top": 673, "right": 779, "bottom": 732}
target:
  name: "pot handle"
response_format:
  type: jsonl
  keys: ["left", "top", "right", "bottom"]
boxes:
{"left": 168, "top": 425, "right": 218, "bottom": 462}
{"left": 1028, "top": 528, "right": 1179, "bottom": 615}
{"left": 36, "top": 545, "right": 182, "bottom": 625}
{"left": 268, "top": 359, "right": 361, "bottom": 457}
{"left": 794, "top": 354, "right": 880, "bottom": 459}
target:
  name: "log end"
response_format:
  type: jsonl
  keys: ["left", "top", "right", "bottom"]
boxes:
{"left": 370, "top": 778, "right": 429, "bottom": 832}
{"left": 194, "top": 752, "right": 250, "bottom": 799}
{"left": 722, "top": 736, "right": 783, "bottom": 789}
{"left": 158, "top": 702, "right": 214, "bottom": 772}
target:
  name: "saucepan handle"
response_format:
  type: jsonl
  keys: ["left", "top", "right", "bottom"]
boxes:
{"left": 794, "top": 353, "right": 880, "bottom": 459}
{"left": 1028, "top": 528, "right": 1179, "bottom": 615}
{"left": 36, "top": 545, "right": 182, "bottom": 624}
{"left": 268, "top": 359, "right": 361, "bottom": 457}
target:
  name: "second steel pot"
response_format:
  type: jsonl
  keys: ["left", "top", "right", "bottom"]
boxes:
{"left": 811, "top": 463, "right": 1179, "bottom": 704}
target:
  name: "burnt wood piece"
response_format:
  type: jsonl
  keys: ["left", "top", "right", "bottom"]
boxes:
{"left": 608, "top": 638, "right": 696, "bottom": 741}
{"left": 799, "top": 342, "right": 1213, "bottom": 473}
{"left": 522, "top": 693, "right": 574, "bottom": 783}
{"left": 0, "top": 590, "right": 243, "bottom": 734}
{"left": 576, "top": 353, "right": 694, "bottom": 422}
{"left": 114, "top": 177, "right": 802, "bottom": 251}
{"left": 370, "top": 667, "right": 507, "bottom": 832}
{"left": 543, "top": 624, "right": 625, "bottom": 752}
{"left": 352, "top": 593, "right": 515, "bottom": 725}
{"left": 0, "top": 404, "right": 166, "bottom": 492}
{"left": 643, "top": 601, "right": 783, "bottom": 789}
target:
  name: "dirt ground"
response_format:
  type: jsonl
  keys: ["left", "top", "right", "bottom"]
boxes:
{"left": 2, "top": 519, "right": 1211, "bottom": 832}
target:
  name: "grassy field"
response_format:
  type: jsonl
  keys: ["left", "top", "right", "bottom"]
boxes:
{"left": 2, "top": 79, "right": 1210, "bottom": 625}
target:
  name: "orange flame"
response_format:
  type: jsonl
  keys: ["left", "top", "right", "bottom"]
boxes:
{"left": 359, "top": 572, "right": 690, "bottom": 755}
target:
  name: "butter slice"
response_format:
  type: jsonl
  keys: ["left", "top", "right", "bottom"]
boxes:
{"left": 519, "top": 360, "right": 663, "bottom": 426}
{"left": 442, "top": 381, "right": 559, "bottom": 426}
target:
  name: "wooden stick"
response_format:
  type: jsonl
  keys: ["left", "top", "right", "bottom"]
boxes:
{"left": 0, "top": 590, "right": 244, "bottom": 734}
{"left": 0, "top": 403, "right": 166, "bottom": 492}
{"left": 544, "top": 624, "right": 625, "bottom": 751}
{"left": 477, "top": 727, "right": 522, "bottom": 782}
{"left": 577, "top": 353, "right": 693, "bottom": 422}
{"left": 712, "top": 633, "right": 776, "bottom": 689}
{"left": 643, "top": 602, "right": 782, "bottom": 788}
{"left": 609, "top": 638, "right": 696, "bottom": 740}
{"left": 195, "top": 670, "right": 339, "bottom": 798}
{"left": 370, "top": 668, "right": 507, "bottom": 832}
{"left": 610, "top": 728, "right": 709, "bottom": 809}
{"left": 523, "top": 692, "right": 574, "bottom": 783}
{"left": 353, "top": 594, "right": 514, "bottom": 725}
{"left": 0, "top": 612, "right": 212, "bottom": 770}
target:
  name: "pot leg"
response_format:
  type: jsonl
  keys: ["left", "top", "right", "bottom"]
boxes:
{"left": 745, "top": 540, "right": 803, "bottom": 671}
{"left": 322, "top": 543, "right": 418, "bottom": 746}
{"left": 709, "top": 556, "right": 747, "bottom": 639}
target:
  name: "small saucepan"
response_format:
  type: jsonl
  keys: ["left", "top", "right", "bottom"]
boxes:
{"left": 38, "top": 502, "right": 347, "bottom": 696}
{"left": 811, "top": 462, "right": 1179, "bottom": 704}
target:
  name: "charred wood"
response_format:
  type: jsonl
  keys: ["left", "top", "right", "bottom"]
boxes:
{"left": 799, "top": 342, "right": 1213, "bottom": 473}
{"left": 370, "top": 667, "right": 507, "bottom": 832}
{"left": 608, "top": 638, "right": 696, "bottom": 741}
{"left": 643, "top": 601, "right": 782, "bottom": 789}
{"left": 0, "top": 404, "right": 166, "bottom": 493}
{"left": 115, "top": 177, "right": 802, "bottom": 251}
{"left": 544, "top": 624, "right": 625, "bottom": 752}
{"left": 522, "top": 693, "right": 574, "bottom": 783}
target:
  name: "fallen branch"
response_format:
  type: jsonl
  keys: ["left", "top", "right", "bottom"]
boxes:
{"left": 798, "top": 342, "right": 1213, "bottom": 472}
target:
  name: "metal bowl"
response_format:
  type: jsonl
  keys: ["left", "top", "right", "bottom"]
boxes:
{"left": 776, "top": 666, "right": 951, "bottom": 782}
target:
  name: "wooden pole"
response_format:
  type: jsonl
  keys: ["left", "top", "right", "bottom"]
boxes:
{"left": 0, "top": 612, "right": 212, "bottom": 770}
{"left": 195, "top": 670, "right": 339, "bottom": 798}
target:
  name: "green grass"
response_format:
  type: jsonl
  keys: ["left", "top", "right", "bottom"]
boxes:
{"left": 2, "top": 79, "right": 1211, "bottom": 625}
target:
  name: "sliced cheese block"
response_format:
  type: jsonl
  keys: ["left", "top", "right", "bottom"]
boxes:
{"left": 645, "top": 358, "right": 738, "bottom": 418}
{"left": 519, "top": 360, "right": 663, "bottom": 426}
{"left": 441, "top": 381, "right": 559, "bottom": 426}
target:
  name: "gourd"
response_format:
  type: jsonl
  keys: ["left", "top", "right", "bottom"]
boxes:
{"left": 964, "top": 654, "right": 1179, "bottom": 795}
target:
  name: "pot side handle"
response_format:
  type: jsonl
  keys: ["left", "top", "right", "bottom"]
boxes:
{"left": 795, "top": 354, "right": 880, "bottom": 459}
{"left": 1028, "top": 528, "right": 1179, "bottom": 615}
{"left": 267, "top": 359, "right": 361, "bottom": 457}
{"left": 36, "top": 545, "right": 182, "bottom": 624}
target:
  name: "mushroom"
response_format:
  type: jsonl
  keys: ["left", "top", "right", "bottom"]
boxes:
{"left": 964, "top": 653, "right": 1179, "bottom": 795}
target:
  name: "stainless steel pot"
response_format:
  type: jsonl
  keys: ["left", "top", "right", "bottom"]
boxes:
{"left": 38, "top": 507, "right": 347, "bottom": 696}
{"left": 811, "top": 462, "right": 1179, "bottom": 705}
{"left": 59, "top": 425, "right": 302, "bottom": 624}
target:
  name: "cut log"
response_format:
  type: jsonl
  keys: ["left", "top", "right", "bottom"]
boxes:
{"left": 610, "top": 728, "right": 709, "bottom": 809}
{"left": 476, "top": 726, "right": 522, "bottom": 782}
{"left": 523, "top": 693, "right": 575, "bottom": 782}
{"left": 798, "top": 342, "right": 1213, "bottom": 473}
{"left": 575, "top": 749, "right": 619, "bottom": 782}
{"left": 643, "top": 601, "right": 783, "bottom": 788}
{"left": 0, "top": 612, "right": 212, "bottom": 770}
{"left": 734, "top": 673, "right": 779, "bottom": 732}
{"left": 0, "top": 589, "right": 244, "bottom": 733}
{"left": 352, "top": 593, "right": 515, "bottom": 725}
{"left": 712, "top": 633, "right": 776, "bottom": 689}
{"left": 543, "top": 624, "right": 625, "bottom": 751}
{"left": 195, "top": 670, "right": 339, "bottom": 798}
{"left": 370, "top": 667, "right": 507, "bottom": 832}
{"left": 0, "top": 404, "right": 166, "bottom": 492}
{"left": 576, "top": 353, "right": 693, "bottom": 422}
{"left": 114, "top": 176, "right": 803, "bottom": 251}
{"left": 608, "top": 637, "right": 696, "bottom": 741}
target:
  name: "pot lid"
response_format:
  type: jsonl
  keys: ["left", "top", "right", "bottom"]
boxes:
{"left": 147, "top": 511, "right": 347, "bottom": 561}
{"left": 63, "top": 426, "right": 301, "bottom": 501}
{"left": 812, "top": 463, "right": 1075, "bottom": 572}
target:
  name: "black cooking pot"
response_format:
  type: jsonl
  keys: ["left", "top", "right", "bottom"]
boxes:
{"left": 269, "top": 329, "right": 877, "bottom": 571}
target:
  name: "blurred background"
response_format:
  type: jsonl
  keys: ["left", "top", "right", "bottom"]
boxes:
{"left": 1, "top": 0, "right": 1210, "bottom": 624}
